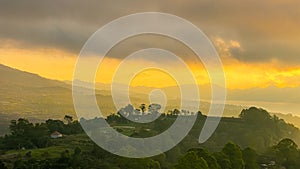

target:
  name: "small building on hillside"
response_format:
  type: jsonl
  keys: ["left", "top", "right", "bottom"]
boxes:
{"left": 50, "top": 131, "right": 63, "bottom": 139}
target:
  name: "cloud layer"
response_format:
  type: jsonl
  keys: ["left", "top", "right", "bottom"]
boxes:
{"left": 1, "top": 0, "right": 300, "bottom": 64}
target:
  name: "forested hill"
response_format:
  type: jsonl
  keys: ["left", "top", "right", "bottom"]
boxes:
{"left": 197, "top": 107, "right": 300, "bottom": 152}
{"left": 1, "top": 106, "right": 300, "bottom": 168}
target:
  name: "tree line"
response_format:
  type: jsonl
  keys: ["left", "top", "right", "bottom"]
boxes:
{"left": 0, "top": 115, "right": 82, "bottom": 150}
{"left": 1, "top": 106, "right": 300, "bottom": 168}
{"left": 1, "top": 138, "right": 299, "bottom": 169}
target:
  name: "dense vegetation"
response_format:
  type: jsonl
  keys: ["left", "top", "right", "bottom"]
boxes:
{"left": 0, "top": 106, "right": 300, "bottom": 169}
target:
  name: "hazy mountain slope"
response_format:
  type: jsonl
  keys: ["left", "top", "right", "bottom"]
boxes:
{"left": 0, "top": 64, "right": 73, "bottom": 113}
{"left": 0, "top": 64, "right": 72, "bottom": 134}
{"left": 273, "top": 113, "right": 300, "bottom": 129}
{"left": 0, "top": 64, "right": 67, "bottom": 87}
{"left": 0, "top": 64, "right": 130, "bottom": 119}
{"left": 0, "top": 64, "right": 299, "bottom": 134}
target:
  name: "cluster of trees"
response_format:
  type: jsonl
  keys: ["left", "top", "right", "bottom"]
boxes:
{"left": 118, "top": 104, "right": 162, "bottom": 116}
{"left": 1, "top": 106, "right": 300, "bottom": 169}
{"left": 95, "top": 106, "right": 300, "bottom": 154}
{"left": 2, "top": 118, "right": 50, "bottom": 150}
{"left": 46, "top": 115, "right": 82, "bottom": 135}
{"left": 113, "top": 104, "right": 199, "bottom": 117}
{"left": 176, "top": 142, "right": 255, "bottom": 169}
{"left": 0, "top": 144, "right": 162, "bottom": 169}
{"left": 189, "top": 107, "right": 300, "bottom": 153}
{"left": 177, "top": 138, "right": 300, "bottom": 169}
{"left": 0, "top": 115, "right": 82, "bottom": 150}
{"left": 106, "top": 104, "right": 201, "bottom": 125}
{"left": 4, "top": 147, "right": 91, "bottom": 169}
{"left": 1, "top": 138, "right": 300, "bottom": 169}
{"left": 266, "top": 138, "right": 300, "bottom": 168}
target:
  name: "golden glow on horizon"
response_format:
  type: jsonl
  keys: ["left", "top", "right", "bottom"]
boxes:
{"left": 1, "top": 45, "right": 300, "bottom": 90}
{"left": 0, "top": 46, "right": 77, "bottom": 81}
{"left": 129, "top": 69, "right": 179, "bottom": 88}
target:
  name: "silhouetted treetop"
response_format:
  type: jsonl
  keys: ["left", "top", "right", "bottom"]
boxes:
{"left": 239, "top": 107, "right": 271, "bottom": 123}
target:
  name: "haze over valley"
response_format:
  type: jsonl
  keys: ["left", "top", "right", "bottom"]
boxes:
{"left": 1, "top": 63, "right": 299, "bottom": 135}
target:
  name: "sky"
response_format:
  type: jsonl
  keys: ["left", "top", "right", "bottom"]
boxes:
{"left": 0, "top": 0, "right": 299, "bottom": 114}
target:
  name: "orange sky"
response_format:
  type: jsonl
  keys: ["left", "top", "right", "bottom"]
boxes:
{"left": 1, "top": 39, "right": 300, "bottom": 90}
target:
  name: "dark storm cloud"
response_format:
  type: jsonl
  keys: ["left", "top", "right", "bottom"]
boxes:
{"left": 0, "top": 0, "right": 299, "bottom": 63}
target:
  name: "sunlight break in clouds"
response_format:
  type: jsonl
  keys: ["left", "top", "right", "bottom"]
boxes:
{"left": 212, "top": 38, "right": 300, "bottom": 89}
{"left": 1, "top": 38, "right": 300, "bottom": 90}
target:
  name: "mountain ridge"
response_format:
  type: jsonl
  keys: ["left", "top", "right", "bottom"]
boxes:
{"left": 1, "top": 63, "right": 300, "bottom": 135}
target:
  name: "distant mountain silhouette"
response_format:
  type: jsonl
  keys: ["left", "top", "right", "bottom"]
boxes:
{"left": 0, "top": 64, "right": 74, "bottom": 118}
{"left": 0, "top": 64, "right": 67, "bottom": 87}
{"left": 0, "top": 63, "right": 300, "bottom": 135}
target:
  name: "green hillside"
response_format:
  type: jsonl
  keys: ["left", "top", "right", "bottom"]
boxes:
{"left": 0, "top": 107, "right": 300, "bottom": 168}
